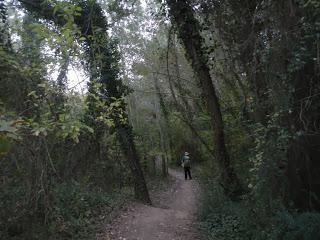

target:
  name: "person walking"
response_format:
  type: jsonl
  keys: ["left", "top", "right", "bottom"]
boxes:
{"left": 181, "top": 152, "right": 192, "bottom": 180}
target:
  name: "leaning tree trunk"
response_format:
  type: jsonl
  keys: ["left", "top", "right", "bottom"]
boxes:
{"left": 19, "top": 0, "right": 151, "bottom": 204}
{"left": 166, "top": 0, "right": 242, "bottom": 197}
{"left": 117, "top": 126, "right": 151, "bottom": 203}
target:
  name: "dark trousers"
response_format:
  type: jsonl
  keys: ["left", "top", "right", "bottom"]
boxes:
{"left": 184, "top": 166, "right": 192, "bottom": 180}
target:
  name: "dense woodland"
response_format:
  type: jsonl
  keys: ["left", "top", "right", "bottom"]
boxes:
{"left": 0, "top": 0, "right": 319, "bottom": 239}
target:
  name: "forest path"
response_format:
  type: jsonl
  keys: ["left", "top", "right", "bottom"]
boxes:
{"left": 102, "top": 169, "right": 201, "bottom": 240}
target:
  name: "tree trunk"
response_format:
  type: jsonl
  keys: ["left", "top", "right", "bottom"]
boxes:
{"left": 117, "top": 126, "right": 151, "bottom": 204}
{"left": 166, "top": 0, "right": 242, "bottom": 197}
{"left": 153, "top": 75, "right": 169, "bottom": 177}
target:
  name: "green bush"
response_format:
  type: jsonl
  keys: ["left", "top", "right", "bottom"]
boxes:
{"left": 49, "top": 183, "right": 131, "bottom": 239}
{"left": 275, "top": 212, "right": 320, "bottom": 240}
{"left": 197, "top": 178, "right": 320, "bottom": 240}
{"left": 0, "top": 182, "right": 131, "bottom": 240}
{"left": 197, "top": 183, "right": 252, "bottom": 240}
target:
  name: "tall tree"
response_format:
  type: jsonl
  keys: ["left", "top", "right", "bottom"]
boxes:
{"left": 19, "top": 0, "right": 151, "bottom": 204}
{"left": 0, "top": 1, "right": 11, "bottom": 49}
{"left": 166, "top": 0, "right": 242, "bottom": 197}
{"left": 201, "top": 0, "right": 320, "bottom": 210}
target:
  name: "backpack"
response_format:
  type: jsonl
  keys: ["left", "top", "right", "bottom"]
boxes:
{"left": 182, "top": 155, "right": 190, "bottom": 167}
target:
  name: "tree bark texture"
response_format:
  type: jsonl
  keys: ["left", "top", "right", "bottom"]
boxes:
{"left": 166, "top": 0, "right": 242, "bottom": 197}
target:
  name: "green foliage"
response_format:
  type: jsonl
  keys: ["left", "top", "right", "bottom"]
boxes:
{"left": 0, "top": 115, "right": 24, "bottom": 155}
{"left": 47, "top": 184, "right": 131, "bottom": 239}
{"left": 276, "top": 212, "right": 320, "bottom": 240}
{"left": 198, "top": 175, "right": 320, "bottom": 240}
{"left": 197, "top": 166, "right": 278, "bottom": 240}
{"left": 26, "top": 83, "right": 93, "bottom": 142}
{"left": 194, "top": 0, "right": 320, "bottom": 238}
{"left": 0, "top": 1, "right": 139, "bottom": 239}
{"left": 197, "top": 177, "right": 254, "bottom": 240}
{"left": 88, "top": 82, "right": 128, "bottom": 128}
{"left": 0, "top": 182, "right": 131, "bottom": 239}
{"left": 1, "top": 0, "right": 320, "bottom": 238}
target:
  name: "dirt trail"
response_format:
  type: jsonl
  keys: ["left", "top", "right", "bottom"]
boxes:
{"left": 102, "top": 169, "right": 201, "bottom": 240}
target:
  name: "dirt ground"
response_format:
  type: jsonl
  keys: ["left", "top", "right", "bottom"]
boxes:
{"left": 99, "top": 168, "right": 201, "bottom": 240}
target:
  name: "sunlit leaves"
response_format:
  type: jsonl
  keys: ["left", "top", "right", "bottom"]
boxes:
{"left": 0, "top": 119, "right": 24, "bottom": 156}
{"left": 53, "top": 3, "right": 83, "bottom": 49}
{"left": 88, "top": 82, "right": 128, "bottom": 128}
{"left": 26, "top": 83, "right": 94, "bottom": 143}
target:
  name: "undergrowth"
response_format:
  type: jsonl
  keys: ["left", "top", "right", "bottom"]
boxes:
{"left": 197, "top": 169, "right": 320, "bottom": 240}
{"left": 0, "top": 183, "right": 132, "bottom": 240}
{"left": 197, "top": 180, "right": 254, "bottom": 240}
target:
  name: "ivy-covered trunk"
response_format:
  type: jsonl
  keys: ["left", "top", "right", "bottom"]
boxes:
{"left": 166, "top": 0, "right": 242, "bottom": 197}
{"left": 117, "top": 127, "right": 151, "bottom": 203}
{"left": 19, "top": 0, "right": 151, "bottom": 204}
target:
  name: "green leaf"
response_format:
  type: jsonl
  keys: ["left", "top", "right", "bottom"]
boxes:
{"left": 0, "top": 136, "right": 10, "bottom": 155}
{"left": 27, "top": 91, "right": 37, "bottom": 98}
{"left": 58, "top": 113, "right": 65, "bottom": 121}
{"left": 75, "top": 6, "right": 82, "bottom": 12}
{"left": 84, "top": 126, "right": 94, "bottom": 134}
